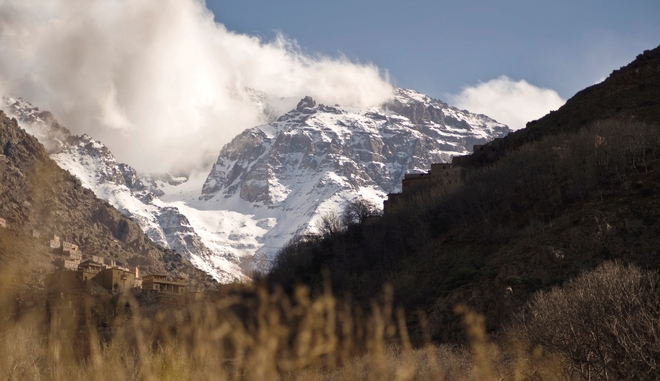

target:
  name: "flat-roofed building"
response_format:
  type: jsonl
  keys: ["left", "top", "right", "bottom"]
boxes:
{"left": 78, "top": 260, "right": 103, "bottom": 281}
{"left": 54, "top": 257, "right": 81, "bottom": 271}
{"left": 401, "top": 171, "right": 433, "bottom": 193}
{"left": 62, "top": 241, "right": 79, "bottom": 254}
{"left": 142, "top": 274, "right": 186, "bottom": 295}
{"left": 50, "top": 235, "right": 61, "bottom": 250}
{"left": 0, "top": 218, "right": 8, "bottom": 228}
{"left": 383, "top": 193, "right": 402, "bottom": 215}
{"left": 94, "top": 267, "right": 136, "bottom": 293}
{"left": 430, "top": 163, "right": 466, "bottom": 186}
{"left": 384, "top": 162, "right": 468, "bottom": 215}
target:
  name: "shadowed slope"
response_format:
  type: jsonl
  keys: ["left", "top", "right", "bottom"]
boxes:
{"left": 0, "top": 111, "right": 215, "bottom": 289}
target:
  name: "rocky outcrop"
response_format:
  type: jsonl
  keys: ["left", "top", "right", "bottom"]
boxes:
{"left": 0, "top": 110, "right": 215, "bottom": 288}
{"left": 201, "top": 88, "right": 510, "bottom": 206}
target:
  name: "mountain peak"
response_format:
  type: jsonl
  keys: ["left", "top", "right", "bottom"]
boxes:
{"left": 295, "top": 96, "right": 317, "bottom": 113}
{"left": 199, "top": 89, "right": 511, "bottom": 271}
{"left": 5, "top": 89, "right": 510, "bottom": 282}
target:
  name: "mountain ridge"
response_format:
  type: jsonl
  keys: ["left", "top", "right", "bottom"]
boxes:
{"left": 3, "top": 88, "right": 510, "bottom": 281}
{"left": 461, "top": 45, "right": 660, "bottom": 168}
{"left": 0, "top": 109, "right": 215, "bottom": 289}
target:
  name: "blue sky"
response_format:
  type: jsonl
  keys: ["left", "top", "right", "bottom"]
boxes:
{"left": 1, "top": 0, "right": 657, "bottom": 172}
{"left": 206, "top": 0, "right": 660, "bottom": 100}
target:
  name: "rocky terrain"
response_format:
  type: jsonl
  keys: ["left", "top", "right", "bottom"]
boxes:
{"left": 0, "top": 110, "right": 216, "bottom": 289}
{"left": 3, "top": 89, "right": 510, "bottom": 281}
{"left": 200, "top": 88, "right": 510, "bottom": 268}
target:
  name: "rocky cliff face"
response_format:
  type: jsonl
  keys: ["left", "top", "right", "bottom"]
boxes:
{"left": 0, "top": 109, "right": 215, "bottom": 288}
{"left": 2, "top": 98, "right": 265, "bottom": 283}
{"left": 202, "top": 89, "right": 509, "bottom": 204}
{"left": 200, "top": 88, "right": 510, "bottom": 268}
{"left": 3, "top": 88, "right": 510, "bottom": 281}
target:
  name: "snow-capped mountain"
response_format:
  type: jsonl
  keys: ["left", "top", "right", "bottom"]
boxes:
{"left": 199, "top": 89, "right": 509, "bottom": 267}
{"left": 2, "top": 98, "right": 253, "bottom": 283}
{"left": 203, "top": 89, "right": 508, "bottom": 203}
{"left": 2, "top": 88, "right": 510, "bottom": 281}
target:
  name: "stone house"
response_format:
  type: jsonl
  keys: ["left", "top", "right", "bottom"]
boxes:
{"left": 93, "top": 267, "right": 136, "bottom": 293}
{"left": 383, "top": 193, "right": 402, "bottom": 215}
{"left": 62, "top": 241, "right": 79, "bottom": 255}
{"left": 78, "top": 259, "right": 103, "bottom": 281}
{"left": 401, "top": 172, "right": 433, "bottom": 193}
{"left": 142, "top": 274, "right": 186, "bottom": 295}
{"left": 429, "top": 163, "right": 467, "bottom": 186}
{"left": 54, "top": 257, "right": 81, "bottom": 271}
{"left": 0, "top": 218, "right": 7, "bottom": 228}
{"left": 400, "top": 163, "right": 466, "bottom": 194}
{"left": 49, "top": 257, "right": 141, "bottom": 294}
{"left": 49, "top": 235, "right": 81, "bottom": 257}
{"left": 384, "top": 162, "right": 467, "bottom": 214}
{"left": 50, "top": 235, "right": 61, "bottom": 250}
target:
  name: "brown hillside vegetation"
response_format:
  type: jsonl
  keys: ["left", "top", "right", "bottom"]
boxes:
{"left": 1, "top": 261, "right": 658, "bottom": 380}
{"left": 0, "top": 112, "right": 215, "bottom": 289}
{"left": 267, "top": 44, "right": 660, "bottom": 345}
{"left": 462, "top": 44, "right": 660, "bottom": 167}
{"left": 268, "top": 120, "right": 660, "bottom": 342}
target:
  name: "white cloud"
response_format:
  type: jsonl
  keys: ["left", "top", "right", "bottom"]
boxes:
{"left": 449, "top": 76, "right": 565, "bottom": 130}
{"left": 0, "top": 0, "right": 393, "bottom": 173}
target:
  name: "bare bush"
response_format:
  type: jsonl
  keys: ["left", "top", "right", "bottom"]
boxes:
{"left": 341, "top": 198, "right": 379, "bottom": 226}
{"left": 317, "top": 211, "right": 345, "bottom": 238}
{"left": 512, "top": 261, "right": 660, "bottom": 380}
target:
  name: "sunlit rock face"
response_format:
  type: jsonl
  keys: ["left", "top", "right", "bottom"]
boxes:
{"left": 3, "top": 89, "right": 510, "bottom": 281}
{"left": 201, "top": 88, "right": 510, "bottom": 205}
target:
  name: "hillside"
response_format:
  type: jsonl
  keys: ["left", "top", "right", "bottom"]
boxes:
{"left": 0, "top": 111, "right": 216, "bottom": 289}
{"left": 461, "top": 45, "right": 660, "bottom": 167}
{"left": 266, "top": 44, "right": 660, "bottom": 343}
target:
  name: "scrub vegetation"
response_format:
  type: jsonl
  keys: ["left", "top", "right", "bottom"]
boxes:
{"left": 2, "top": 258, "right": 659, "bottom": 380}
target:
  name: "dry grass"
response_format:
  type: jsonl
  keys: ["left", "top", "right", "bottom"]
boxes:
{"left": 0, "top": 259, "right": 571, "bottom": 381}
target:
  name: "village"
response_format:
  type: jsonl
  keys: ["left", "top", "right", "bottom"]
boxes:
{"left": 382, "top": 145, "right": 487, "bottom": 214}
{"left": 0, "top": 217, "right": 187, "bottom": 297}
{"left": 45, "top": 233, "right": 187, "bottom": 296}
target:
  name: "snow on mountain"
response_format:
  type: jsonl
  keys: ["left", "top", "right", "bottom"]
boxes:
{"left": 199, "top": 88, "right": 510, "bottom": 267}
{"left": 2, "top": 89, "right": 510, "bottom": 281}
{"left": 2, "top": 97, "right": 251, "bottom": 283}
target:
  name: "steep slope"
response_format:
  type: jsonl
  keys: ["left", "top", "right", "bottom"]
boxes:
{"left": 2, "top": 98, "right": 254, "bottom": 283}
{"left": 3, "top": 89, "right": 510, "bottom": 281}
{"left": 0, "top": 110, "right": 215, "bottom": 288}
{"left": 265, "top": 45, "right": 660, "bottom": 344}
{"left": 461, "top": 44, "right": 660, "bottom": 167}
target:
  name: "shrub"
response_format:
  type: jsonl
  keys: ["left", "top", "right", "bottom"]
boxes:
{"left": 512, "top": 261, "right": 660, "bottom": 380}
